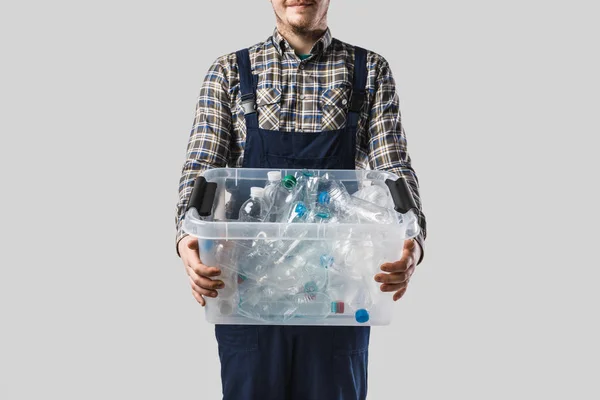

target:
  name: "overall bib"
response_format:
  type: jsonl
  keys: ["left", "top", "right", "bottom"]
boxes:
{"left": 214, "top": 46, "right": 370, "bottom": 400}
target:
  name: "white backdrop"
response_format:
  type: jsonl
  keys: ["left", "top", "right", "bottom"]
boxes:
{"left": 1, "top": 0, "right": 598, "bottom": 398}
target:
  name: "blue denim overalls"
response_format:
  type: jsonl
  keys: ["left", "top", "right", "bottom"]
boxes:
{"left": 215, "top": 46, "right": 370, "bottom": 400}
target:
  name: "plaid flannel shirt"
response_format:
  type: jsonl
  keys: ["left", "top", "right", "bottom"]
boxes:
{"left": 176, "top": 27, "right": 427, "bottom": 264}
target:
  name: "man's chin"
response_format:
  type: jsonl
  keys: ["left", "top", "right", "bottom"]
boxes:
{"left": 287, "top": 20, "right": 313, "bottom": 33}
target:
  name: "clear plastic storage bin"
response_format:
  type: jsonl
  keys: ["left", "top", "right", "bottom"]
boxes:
{"left": 182, "top": 168, "right": 420, "bottom": 326}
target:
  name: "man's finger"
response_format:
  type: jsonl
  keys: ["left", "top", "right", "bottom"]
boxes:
{"left": 380, "top": 282, "right": 408, "bottom": 293}
{"left": 380, "top": 253, "right": 415, "bottom": 273}
{"left": 394, "top": 286, "right": 408, "bottom": 301}
{"left": 189, "top": 276, "right": 219, "bottom": 298}
{"left": 182, "top": 238, "right": 221, "bottom": 275}
{"left": 189, "top": 270, "right": 224, "bottom": 291}
{"left": 191, "top": 288, "right": 206, "bottom": 306}
{"left": 375, "top": 267, "right": 413, "bottom": 284}
{"left": 189, "top": 260, "right": 221, "bottom": 278}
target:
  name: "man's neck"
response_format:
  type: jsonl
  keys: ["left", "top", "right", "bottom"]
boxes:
{"left": 276, "top": 23, "right": 327, "bottom": 54}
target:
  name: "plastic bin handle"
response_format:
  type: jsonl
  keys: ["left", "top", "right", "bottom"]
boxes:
{"left": 186, "top": 176, "right": 217, "bottom": 217}
{"left": 385, "top": 178, "right": 418, "bottom": 214}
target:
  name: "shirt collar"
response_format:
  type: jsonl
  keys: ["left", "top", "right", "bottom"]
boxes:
{"left": 271, "top": 27, "right": 333, "bottom": 57}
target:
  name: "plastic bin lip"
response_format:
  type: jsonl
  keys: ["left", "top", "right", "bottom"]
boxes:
{"left": 182, "top": 208, "right": 420, "bottom": 241}
{"left": 181, "top": 167, "right": 420, "bottom": 241}
{"left": 202, "top": 167, "right": 401, "bottom": 182}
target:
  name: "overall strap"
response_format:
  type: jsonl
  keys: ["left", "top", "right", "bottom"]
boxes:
{"left": 235, "top": 48, "right": 259, "bottom": 130}
{"left": 347, "top": 46, "right": 368, "bottom": 130}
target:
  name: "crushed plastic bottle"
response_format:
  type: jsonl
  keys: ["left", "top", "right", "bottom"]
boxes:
{"left": 292, "top": 292, "right": 334, "bottom": 319}
{"left": 263, "top": 173, "right": 297, "bottom": 222}
{"left": 348, "top": 288, "right": 374, "bottom": 324}
{"left": 350, "top": 196, "right": 401, "bottom": 224}
{"left": 283, "top": 201, "right": 309, "bottom": 223}
{"left": 214, "top": 241, "right": 270, "bottom": 281}
{"left": 307, "top": 202, "right": 338, "bottom": 223}
{"left": 239, "top": 187, "right": 266, "bottom": 222}
{"left": 317, "top": 183, "right": 400, "bottom": 224}
{"left": 315, "top": 180, "right": 360, "bottom": 223}
{"left": 237, "top": 284, "right": 298, "bottom": 322}
{"left": 352, "top": 184, "right": 393, "bottom": 209}
{"left": 291, "top": 170, "right": 320, "bottom": 207}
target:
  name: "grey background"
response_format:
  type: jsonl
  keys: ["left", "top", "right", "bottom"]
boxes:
{"left": 1, "top": 0, "right": 599, "bottom": 398}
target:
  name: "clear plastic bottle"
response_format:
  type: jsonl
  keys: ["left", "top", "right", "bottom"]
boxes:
{"left": 264, "top": 254, "right": 308, "bottom": 294}
{"left": 315, "top": 181, "right": 359, "bottom": 223}
{"left": 292, "top": 292, "right": 334, "bottom": 319}
{"left": 352, "top": 184, "right": 393, "bottom": 209}
{"left": 263, "top": 173, "right": 297, "bottom": 222}
{"left": 237, "top": 284, "right": 334, "bottom": 322}
{"left": 350, "top": 196, "right": 400, "bottom": 224}
{"left": 308, "top": 205, "right": 339, "bottom": 224}
{"left": 348, "top": 288, "right": 374, "bottom": 324}
{"left": 283, "top": 201, "right": 309, "bottom": 223}
{"left": 238, "top": 187, "right": 266, "bottom": 222}
{"left": 325, "top": 271, "right": 374, "bottom": 323}
{"left": 317, "top": 183, "right": 400, "bottom": 224}
{"left": 264, "top": 202, "right": 310, "bottom": 265}
{"left": 262, "top": 171, "right": 281, "bottom": 216}
{"left": 291, "top": 170, "right": 320, "bottom": 207}
{"left": 273, "top": 247, "right": 331, "bottom": 295}
{"left": 237, "top": 284, "right": 298, "bottom": 323}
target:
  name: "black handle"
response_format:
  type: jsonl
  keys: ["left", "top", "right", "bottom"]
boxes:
{"left": 385, "top": 178, "right": 417, "bottom": 214}
{"left": 186, "top": 176, "right": 217, "bottom": 217}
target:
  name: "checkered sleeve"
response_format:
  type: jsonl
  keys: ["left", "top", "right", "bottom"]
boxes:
{"left": 175, "top": 57, "right": 232, "bottom": 257}
{"left": 366, "top": 57, "right": 427, "bottom": 265}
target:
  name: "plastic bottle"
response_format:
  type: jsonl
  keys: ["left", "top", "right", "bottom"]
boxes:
{"left": 350, "top": 196, "right": 400, "bottom": 224}
{"left": 292, "top": 292, "right": 334, "bottom": 319}
{"left": 263, "top": 173, "right": 297, "bottom": 222}
{"left": 352, "top": 184, "right": 393, "bottom": 209}
{"left": 237, "top": 283, "right": 334, "bottom": 322}
{"left": 237, "top": 284, "right": 298, "bottom": 322}
{"left": 263, "top": 253, "right": 308, "bottom": 294}
{"left": 317, "top": 184, "right": 400, "bottom": 224}
{"left": 315, "top": 180, "right": 359, "bottom": 223}
{"left": 291, "top": 170, "right": 320, "bottom": 207}
{"left": 238, "top": 187, "right": 266, "bottom": 222}
{"left": 215, "top": 240, "right": 275, "bottom": 282}
{"left": 263, "top": 202, "right": 310, "bottom": 265}
{"left": 272, "top": 249, "right": 330, "bottom": 296}
{"left": 348, "top": 287, "right": 374, "bottom": 324}
{"left": 262, "top": 171, "right": 281, "bottom": 215}
{"left": 308, "top": 205, "right": 339, "bottom": 224}
{"left": 325, "top": 270, "right": 374, "bottom": 323}
{"left": 283, "top": 201, "right": 309, "bottom": 223}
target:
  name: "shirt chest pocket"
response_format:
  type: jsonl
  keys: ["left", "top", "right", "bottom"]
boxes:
{"left": 256, "top": 86, "right": 282, "bottom": 131}
{"left": 319, "top": 85, "right": 350, "bottom": 131}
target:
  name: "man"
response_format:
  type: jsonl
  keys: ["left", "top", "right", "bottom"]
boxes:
{"left": 175, "top": 0, "right": 427, "bottom": 398}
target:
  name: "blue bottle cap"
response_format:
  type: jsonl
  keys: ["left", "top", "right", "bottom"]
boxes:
{"left": 320, "top": 255, "right": 334, "bottom": 268}
{"left": 315, "top": 210, "right": 330, "bottom": 219}
{"left": 355, "top": 309, "right": 370, "bottom": 323}
{"left": 304, "top": 281, "right": 318, "bottom": 293}
{"left": 295, "top": 202, "right": 307, "bottom": 217}
{"left": 317, "top": 191, "right": 330, "bottom": 204}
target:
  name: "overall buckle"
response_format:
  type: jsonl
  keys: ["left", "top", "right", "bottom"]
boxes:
{"left": 349, "top": 90, "right": 365, "bottom": 113}
{"left": 241, "top": 94, "right": 257, "bottom": 115}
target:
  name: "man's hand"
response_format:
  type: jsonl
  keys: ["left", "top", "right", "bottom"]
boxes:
{"left": 375, "top": 238, "right": 421, "bottom": 301}
{"left": 178, "top": 236, "right": 223, "bottom": 306}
